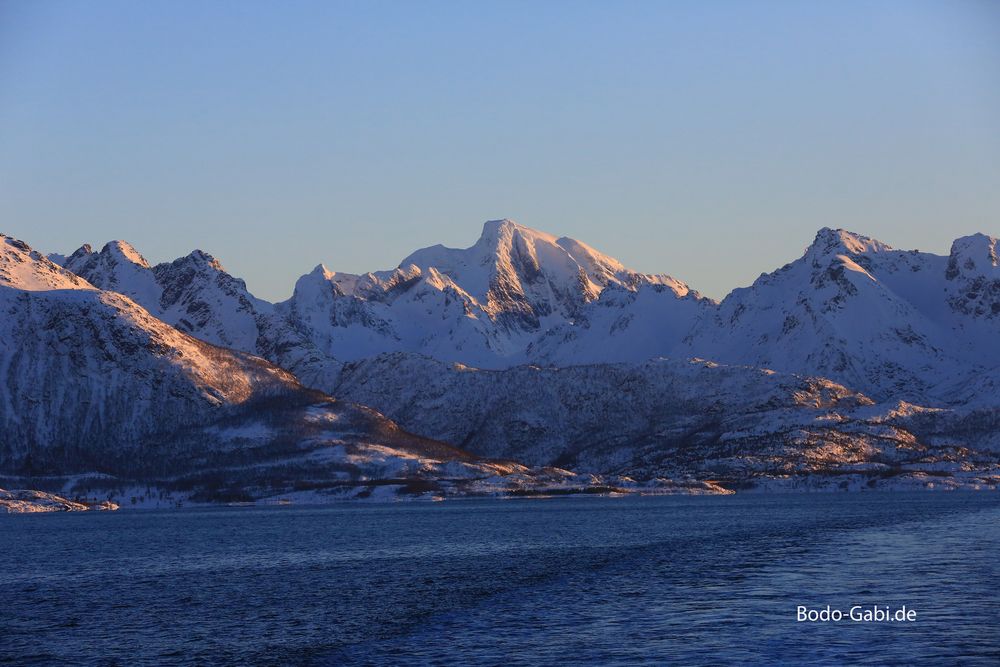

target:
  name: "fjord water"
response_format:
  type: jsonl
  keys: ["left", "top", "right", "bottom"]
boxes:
{"left": 2, "top": 494, "right": 998, "bottom": 666}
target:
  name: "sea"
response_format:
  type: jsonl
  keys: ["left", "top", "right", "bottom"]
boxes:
{"left": 2, "top": 492, "right": 998, "bottom": 666}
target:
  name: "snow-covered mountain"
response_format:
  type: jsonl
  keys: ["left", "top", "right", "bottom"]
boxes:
{"left": 62, "top": 241, "right": 266, "bottom": 351}
{"left": 56, "top": 220, "right": 711, "bottom": 384}
{"left": 3, "top": 234, "right": 602, "bottom": 502}
{"left": 526, "top": 280, "right": 710, "bottom": 366}
{"left": 685, "top": 228, "right": 1000, "bottom": 404}
{"left": 57, "top": 239, "right": 343, "bottom": 391}
{"left": 3, "top": 234, "right": 294, "bottom": 473}
{"left": 278, "top": 219, "right": 705, "bottom": 369}
{"left": 59, "top": 221, "right": 998, "bottom": 404}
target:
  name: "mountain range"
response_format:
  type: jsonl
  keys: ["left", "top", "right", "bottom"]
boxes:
{"left": 0, "top": 233, "right": 612, "bottom": 506}
{"left": 2, "top": 219, "right": 998, "bottom": 505}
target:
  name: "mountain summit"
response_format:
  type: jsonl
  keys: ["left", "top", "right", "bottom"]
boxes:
{"left": 686, "top": 226, "right": 1000, "bottom": 402}
{"left": 276, "top": 219, "right": 703, "bottom": 367}
{"left": 399, "top": 218, "right": 691, "bottom": 325}
{"left": 806, "top": 227, "right": 894, "bottom": 259}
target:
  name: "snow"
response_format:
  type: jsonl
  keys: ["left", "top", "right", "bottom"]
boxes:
{"left": 7, "top": 236, "right": 687, "bottom": 503}
{"left": 0, "top": 241, "right": 307, "bottom": 476}
{"left": 807, "top": 227, "right": 895, "bottom": 257}
{"left": 949, "top": 233, "right": 999, "bottom": 277}
{"left": 63, "top": 240, "right": 271, "bottom": 352}
{"left": 684, "top": 225, "right": 1000, "bottom": 404}
{"left": 273, "top": 219, "right": 705, "bottom": 370}
{"left": 1, "top": 235, "right": 95, "bottom": 291}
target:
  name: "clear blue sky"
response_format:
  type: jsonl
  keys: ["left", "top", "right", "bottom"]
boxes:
{"left": 2, "top": 0, "right": 998, "bottom": 301}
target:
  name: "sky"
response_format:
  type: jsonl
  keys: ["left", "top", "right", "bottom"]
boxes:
{"left": 1, "top": 0, "right": 999, "bottom": 301}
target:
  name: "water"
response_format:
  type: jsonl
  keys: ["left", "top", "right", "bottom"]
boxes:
{"left": 2, "top": 493, "right": 998, "bottom": 666}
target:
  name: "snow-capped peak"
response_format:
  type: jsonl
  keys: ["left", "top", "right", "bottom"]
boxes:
{"left": 947, "top": 233, "right": 999, "bottom": 279}
{"left": 62, "top": 238, "right": 160, "bottom": 301}
{"left": 310, "top": 263, "right": 335, "bottom": 280}
{"left": 473, "top": 218, "right": 628, "bottom": 283}
{"left": 398, "top": 219, "right": 691, "bottom": 320}
{"left": 0, "top": 234, "right": 93, "bottom": 291}
{"left": 63, "top": 243, "right": 92, "bottom": 264}
{"left": 294, "top": 263, "right": 363, "bottom": 298}
{"left": 179, "top": 249, "right": 225, "bottom": 272}
{"left": 63, "top": 239, "right": 152, "bottom": 272}
{"left": 806, "top": 227, "right": 894, "bottom": 258}
{"left": 944, "top": 232, "right": 1000, "bottom": 322}
{"left": 479, "top": 217, "right": 537, "bottom": 241}
{"left": 30, "top": 222, "right": 1000, "bottom": 410}
{"left": 271, "top": 219, "right": 709, "bottom": 369}
{"left": 104, "top": 240, "right": 151, "bottom": 268}
{"left": 292, "top": 264, "right": 340, "bottom": 300}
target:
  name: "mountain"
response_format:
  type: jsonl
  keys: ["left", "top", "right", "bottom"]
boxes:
{"left": 685, "top": 228, "right": 1000, "bottom": 404}
{"left": 3, "top": 234, "right": 293, "bottom": 474}
{"left": 58, "top": 240, "right": 343, "bottom": 391}
{"left": 62, "top": 241, "right": 266, "bottom": 351}
{"left": 277, "top": 219, "right": 706, "bottom": 371}
{"left": 3, "top": 234, "right": 603, "bottom": 504}
{"left": 39, "top": 220, "right": 1000, "bottom": 493}
{"left": 332, "top": 352, "right": 1000, "bottom": 491}
{"left": 59, "top": 222, "right": 999, "bottom": 403}
{"left": 398, "top": 218, "right": 688, "bottom": 326}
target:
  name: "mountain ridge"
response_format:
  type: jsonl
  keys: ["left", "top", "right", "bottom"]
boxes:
{"left": 52, "top": 220, "right": 1000, "bottom": 404}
